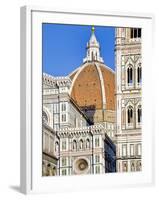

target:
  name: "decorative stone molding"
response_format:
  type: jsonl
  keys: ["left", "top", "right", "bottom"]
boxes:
{"left": 73, "top": 157, "right": 90, "bottom": 175}
{"left": 43, "top": 73, "right": 72, "bottom": 88}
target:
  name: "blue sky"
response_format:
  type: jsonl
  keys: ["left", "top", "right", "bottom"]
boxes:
{"left": 42, "top": 23, "right": 115, "bottom": 76}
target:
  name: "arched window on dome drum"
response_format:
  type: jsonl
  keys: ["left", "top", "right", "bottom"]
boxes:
{"left": 137, "top": 106, "right": 142, "bottom": 123}
{"left": 137, "top": 65, "right": 142, "bottom": 83}
{"left": 79, "top": 139, "right": 84, "bottom": 150}
{"left": 86, "top": 138, "right": 90, "bottom": 149}
{"left": 127, "top": 106, "right": 133, "bottom": 124}
{"left": 72, "top": 140, "right": 77, "bottom": 151}
{"left": 127, "top": 66, "right": 133, "bottom": 84}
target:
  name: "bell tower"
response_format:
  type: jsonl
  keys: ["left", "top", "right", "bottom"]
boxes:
{"left": 115, "top": 27, "right": 142, "bottom": 172}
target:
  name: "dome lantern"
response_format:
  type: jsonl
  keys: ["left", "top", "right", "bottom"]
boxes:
{"left": 83, "top": 27, "right": 104, "bottom": 63}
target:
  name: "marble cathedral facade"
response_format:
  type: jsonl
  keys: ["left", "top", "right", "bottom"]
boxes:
{"left": 42, "top": 27, "right": 142, "bottom": 176}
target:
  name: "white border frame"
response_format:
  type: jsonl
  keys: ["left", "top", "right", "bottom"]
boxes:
{"left": 20, "top": 6, "right": 154, "bottom": 194}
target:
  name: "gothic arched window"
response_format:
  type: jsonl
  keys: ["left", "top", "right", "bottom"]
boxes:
{"left": 86, "top": 138, "right": 90, "bottom": 149}
{"left": 137, "top": 65, "right": 142, "bottom": 83}
{"left": 127, "top": 106, "right": 133, "bottom": 124}
{"left": 127, "top": 66, "right": 133, "bottom": 84}
{"left": 72, "top": 140, "right": 77, "bottom": 151}
{"left": 137, "top": 106, "right": 142, "bottom": 123}
{"left": 79, "top": 139, "right": 84, "bottom": 150}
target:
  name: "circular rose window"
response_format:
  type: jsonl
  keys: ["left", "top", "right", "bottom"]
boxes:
{"left": 75, "top": 158, "right": 89, "bottom": 174}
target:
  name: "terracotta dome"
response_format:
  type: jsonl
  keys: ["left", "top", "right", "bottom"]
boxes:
{"left": 69, "top": 62, "right": 115, "bottom": 111}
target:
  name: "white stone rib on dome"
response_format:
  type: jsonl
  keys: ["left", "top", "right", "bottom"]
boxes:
{"left": 95, "top": 62, "right": 106, "bottom": 109}
{"left": 69, "top": 62, "right": 89, "bottom": 95}
{"left": 69, "top": 62, "right": 110, "bottom": 110}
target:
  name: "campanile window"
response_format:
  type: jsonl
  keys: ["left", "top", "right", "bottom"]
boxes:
{"left": 128, "top": 106, "right": 133, "bottom": 124}
{"left": 137, "top": 65, "right": 142, "bottom": 83}
{"left": 137, "top": 106, "right": 142, "bottom": 123}
{"left": 130, "top": 28, "right": 141, "bottom": 38}
{"left": 127, "top": 66, "right": 133, "bottom": 84}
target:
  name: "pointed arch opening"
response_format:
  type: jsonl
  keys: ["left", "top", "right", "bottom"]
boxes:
{"left": 137, "top": 64, "right": 142, "bottom": 84}
{"left": 127, "top": 65, "right": 133, "bottom": 85}
{"left": 137, "top": 105, "right": 142, "bottom": 123}
{"left": 79, "top": 139, "right": 84, "bottom": 150}
{"left": 86, "top": 138, "right": 90, "bottom": 149}
{"left": 72, "top": 140, "right": 77, "bottom": 151}
{"left": 127, "top": 106, "right": 133, "bottom": 124}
